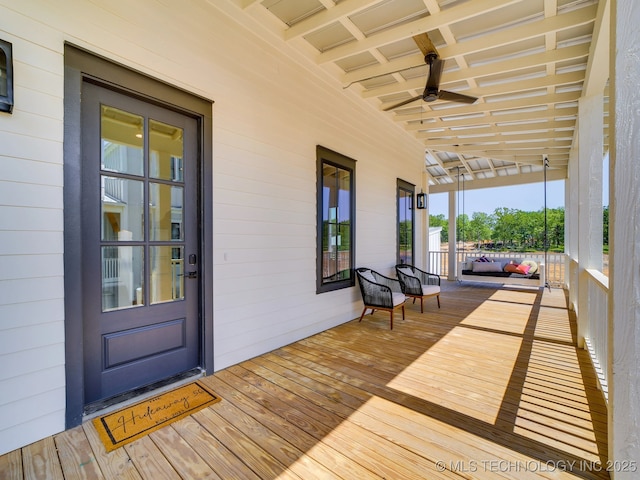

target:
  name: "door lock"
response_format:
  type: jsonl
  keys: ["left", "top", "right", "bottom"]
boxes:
{"left": 185, "top": 271, "right": 198, "bottom": 279}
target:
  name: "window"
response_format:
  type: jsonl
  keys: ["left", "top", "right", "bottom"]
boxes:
{"left": 397, "top": 179, "right": 415, "bottom": 265}
{"left": 0, "top": 39, "right": 14, "bottom": 113}
{"left": 317, "top": 146, "right": 355, "bottom": 293}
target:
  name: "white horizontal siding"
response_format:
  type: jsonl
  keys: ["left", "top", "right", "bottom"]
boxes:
{"left": 0, "top": 0, "right": 426, "bottom": 454}
{"left": 0, "top": 0, "right": 66, "bottom": 455}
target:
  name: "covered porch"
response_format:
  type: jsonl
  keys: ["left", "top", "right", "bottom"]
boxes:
{"left": 1, "top": 282, "right": 609, "bottom": 479}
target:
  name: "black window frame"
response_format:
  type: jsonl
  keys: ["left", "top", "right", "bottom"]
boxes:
{"left": 316, "top": 146, "right": 356, "bottom": 293}
{"left": 0, "top": 39, "right": 14, "bottom": 114}
{"left": 397, "top": 178, "right": 415, "bottom": 265}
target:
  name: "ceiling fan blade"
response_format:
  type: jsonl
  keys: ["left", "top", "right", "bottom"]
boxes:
{"left": 438, "top": 90, "right": 478, "bottom": 104}
{"left": 426, "top": 56, "right": 444, "bottom": 91}
{"left": 382, "top": 95, "right": 422, "bottom": 111}
{"left": 412, "top": 32, "right": 438, "bottom": 58}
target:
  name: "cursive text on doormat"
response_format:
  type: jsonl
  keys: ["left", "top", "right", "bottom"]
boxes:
{"left": 93, "top": 381, "right": 221, "bottom": 452}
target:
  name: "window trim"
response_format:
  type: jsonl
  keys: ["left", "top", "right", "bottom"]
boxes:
{"left": 0, "top": 39, "right": 14, "bottom": 113}
{"left": 316, "top": 146, "right": 356, "bottom": 293}
{"left": 397, "top": 178, "right": 415, "bottom": 265}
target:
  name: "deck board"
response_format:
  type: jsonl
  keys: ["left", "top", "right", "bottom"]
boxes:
{"left": 0, "top": 283, "right": 610, "bottom": 479}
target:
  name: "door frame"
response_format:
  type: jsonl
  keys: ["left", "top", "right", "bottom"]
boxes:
{"left": 63, "top": 44, "right": 213, "bottom": 428}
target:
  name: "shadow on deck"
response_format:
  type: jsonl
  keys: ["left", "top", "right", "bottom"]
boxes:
{"left": 1, "top": 281, "right": 609, "bottom": 479}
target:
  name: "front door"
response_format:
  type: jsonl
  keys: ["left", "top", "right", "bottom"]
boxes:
{"left": 81, "top": 82, "right": 201, "bottom": 404}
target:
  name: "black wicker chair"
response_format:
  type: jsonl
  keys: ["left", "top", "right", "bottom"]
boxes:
{"left": 355, "top": 268, "right": 406, "bottom": 329}
{"left": 395, "top": 264, "right": 441, "bottom": 313}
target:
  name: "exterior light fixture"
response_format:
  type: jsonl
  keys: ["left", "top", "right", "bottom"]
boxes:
{"left": 0, "top": 39, "right": 14, "bottom": 114}
{"left": 416, "top": 190, "right": 427, "bottom": 209}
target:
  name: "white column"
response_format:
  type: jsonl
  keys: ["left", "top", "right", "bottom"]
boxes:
{"left": 447, "top": 190, "right": 457, "bottom": 281}
{"left": 576, "top": 93, "right": 604, "bottom": 347}
{"left": 567, "top": 148, "right": 579, "bottom": 305}
{"left": 610, "top": 0, "right": 640, "bottom": 475}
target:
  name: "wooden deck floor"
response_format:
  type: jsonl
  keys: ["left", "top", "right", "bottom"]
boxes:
{"left": 0, "top": 282, "right": 609, "bottom": 479}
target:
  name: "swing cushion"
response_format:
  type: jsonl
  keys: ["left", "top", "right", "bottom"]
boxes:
{"left": 472, "top": 261, "right": 503, "bottom": 273}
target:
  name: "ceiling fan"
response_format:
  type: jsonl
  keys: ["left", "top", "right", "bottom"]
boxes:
{"left": 383, "top": 33, "right": 478, "bottom": 111}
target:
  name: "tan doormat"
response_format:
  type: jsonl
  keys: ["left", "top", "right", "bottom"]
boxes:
{"left": 93, "top": 381, "right": 221, "bottom": 452}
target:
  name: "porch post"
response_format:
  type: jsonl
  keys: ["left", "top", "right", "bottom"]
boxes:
{"left": 566, "top": 146, "right": 579, "bottom": 306}
{"left": 447, "top": 190, "right": 457, "bottom": 281}
{"left": 576, "top": 93, "right": 604, "bottom": 347}
{"left": 610, "top": 0, "right": 640, "bottom": 474}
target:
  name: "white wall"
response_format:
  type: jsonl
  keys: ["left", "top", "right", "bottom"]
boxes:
{"left": 0, "top": 0, "right": 426, "bottom": 453}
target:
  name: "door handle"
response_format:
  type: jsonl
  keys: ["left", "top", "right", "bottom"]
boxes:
{"left": 185, "top": 271, "right": 198, "bottom": 279}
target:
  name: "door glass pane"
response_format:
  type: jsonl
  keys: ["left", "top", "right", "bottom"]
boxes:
{"left": 150, "top": 183, "right": 183, "bottom": 241}
{"left": 102, "top": 246, "right": 144, "bottom": 311}
{"left": 101, "top": 176, "right": 144, "bottom": 241}
{"left": 150, "top": 119, "right": 184, "bottom": 181}
{"left": 150, "top": 246, "right": 184, "bottom": 304}
{"left": 100, "top": 106, "right": 144, "bottom": 176}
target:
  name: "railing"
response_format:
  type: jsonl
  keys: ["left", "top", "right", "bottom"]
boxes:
{"left": 427, "top": 250, "right": 566, "bottom": 286}
{"left": 584, "top": 268, "right": 609, "bottom": 402}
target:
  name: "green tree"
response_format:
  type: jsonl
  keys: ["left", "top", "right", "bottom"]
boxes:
{"left": 456, "top": 213, "right": 470, "bottom": 244}
{"left": 429, "top": 214, "right": 448, "bottom": 243}
{"left": 603, "top": 205, "right": 609, "bottom": 246}
{"left": 492, "top": 207, "right": 519, "bottom": 248}
{"left": 546, "top": 207, "right": 565, "bottom": 249}
{"left": 467, "top": 212, "right": 493, "bottom": 248}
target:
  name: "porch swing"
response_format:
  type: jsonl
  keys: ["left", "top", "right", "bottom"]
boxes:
{"left": 456, "top": 161, "right": 549, "bottom": 289}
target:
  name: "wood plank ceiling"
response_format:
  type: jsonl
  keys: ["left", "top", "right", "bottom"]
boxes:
{"left": 226, "top": 0, "right": 609, "bottom": 191}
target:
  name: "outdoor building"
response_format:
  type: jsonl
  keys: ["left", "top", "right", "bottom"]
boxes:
{"left": 0, "top": 0, "right": 638, "bottom": 477}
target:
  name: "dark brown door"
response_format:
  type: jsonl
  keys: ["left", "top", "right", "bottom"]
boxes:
{"left": 81, "top": 82, "right": 200, "bottom": 404}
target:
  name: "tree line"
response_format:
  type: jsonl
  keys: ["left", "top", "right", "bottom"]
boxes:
{"left": 430, "top": 207, "right": 567, "bottom": 252}
{"left": 430, "top": 206, "right": 610, "bottom": 252}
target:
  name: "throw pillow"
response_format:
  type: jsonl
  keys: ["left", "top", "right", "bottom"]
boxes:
{"left": 360, "top": 270, "right": 377, "bottom": 283}
{"left": 472, "top": 262, "right": 503, "bottom": 273}
{"left": 397, "top": 267, "right": 415, "bottom": 277}
{"left": 520, "top": 259, "right": 538, "bottom": 274}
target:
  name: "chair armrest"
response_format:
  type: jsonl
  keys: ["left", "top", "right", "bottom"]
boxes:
{"left": 396, "top": 271, "right": 423, "bottom": 295}
{"left": 358, "top": 276, "right": 394, "bottom": 309}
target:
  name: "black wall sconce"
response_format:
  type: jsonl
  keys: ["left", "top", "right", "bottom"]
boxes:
{"left": 416, "top": 190, "right": 427, "bottom": 209}
{"left": 0, "top": 39, "right": 14, "bottom": 114}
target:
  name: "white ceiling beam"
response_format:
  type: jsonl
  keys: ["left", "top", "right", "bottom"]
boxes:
{"left": 420, "top": 126, "right": 574, "bottom": 145}
{"left": 406, "top": 109, "right": 577, "bottom": 131}
{"left": 416, "top": 118, "right": 575, "bottom": 135}
{"left": 429, "top": 167, "right": 567, "bottom": 193}
{"left": 321, "top": 3, "right": 596, "bottom": 65}
{"left": 379, "top": 71, "right": 584, "bottom": 109}
{"left": 317, "top": 0, "right": 522, "bottom": 64}
{"left": 235, "top": 0, "right": 261, "bottom": 9}
{"left": 390, "top": 91, "right": 581, "bottom": 121}
{"left": 284, "top": 0, "right": 380, "bottom": 40}
{"left": 582, "top": 0, "right": 610, "bottom": 96}
{"left": 360, "top": 43, "right": 589, "bottom": 98}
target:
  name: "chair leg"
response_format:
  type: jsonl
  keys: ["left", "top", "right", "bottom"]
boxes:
{"left": 389, "top": 311, "right": 393, "bottom": 330}
{"left": 359, "top": 307, "right": 367, "bottom": 322}
{"left": 401, "top": 305, "right": 405, "bottom": 320}
{"left": 437, "top": 295, "right": 441, "bottom": 308}
{"left": 420, "top": 297, "right": 424, "bottom": 313}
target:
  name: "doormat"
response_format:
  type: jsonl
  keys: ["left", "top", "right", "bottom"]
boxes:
{"left": 93, "top": 381, "right": 221, "bottom": 452}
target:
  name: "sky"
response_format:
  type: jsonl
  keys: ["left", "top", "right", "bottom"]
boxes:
{"left": 429, "top": 158, "right": 610, "bottom": 217}
{"left": 428, "top": 180, "right": 565, "bottom": 217}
